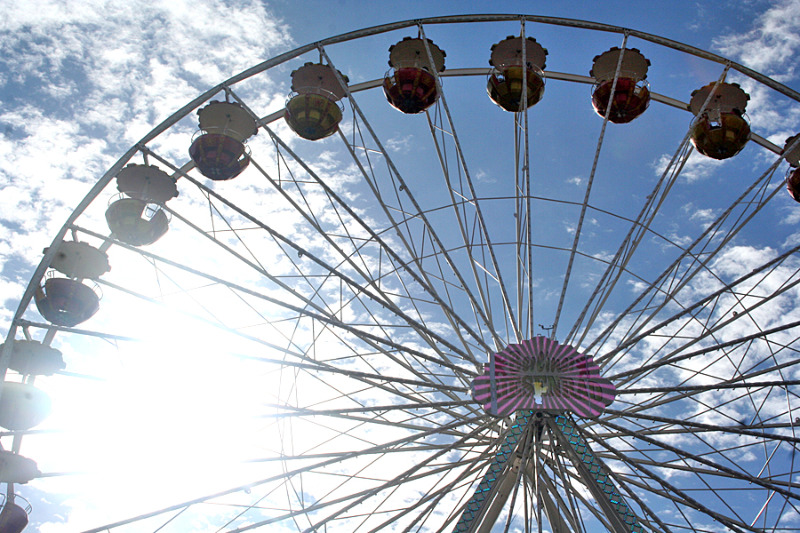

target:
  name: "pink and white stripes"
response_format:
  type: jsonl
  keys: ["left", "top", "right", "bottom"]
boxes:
{"left": 472, "top": 336, "right": 615, "bottom": 418}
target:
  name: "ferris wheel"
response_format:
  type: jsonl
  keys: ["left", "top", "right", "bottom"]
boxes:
{"left": 2, "top": 13, "right": 800, "bottom": 533}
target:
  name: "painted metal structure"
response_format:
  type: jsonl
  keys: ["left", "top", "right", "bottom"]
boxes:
{"left": 1, "top": 14, "right": 800, "bottom": 533}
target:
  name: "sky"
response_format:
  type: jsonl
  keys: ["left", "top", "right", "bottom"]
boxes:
{"left": 2, "top": 1, "right": 800, "bottom": 532}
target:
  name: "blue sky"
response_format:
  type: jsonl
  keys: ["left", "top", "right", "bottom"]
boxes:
{"left": 2, "top": 1, "right": 800, "bottom": 532}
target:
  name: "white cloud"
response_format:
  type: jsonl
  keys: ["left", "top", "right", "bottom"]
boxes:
{"left": 0, "top": 0, "right": 292, "bottom": 333}
{"left": 473, "top": 168, "right": 496, "bottom": 183}
{"left": 713, "top": 0, "right": 800, "bottom": 83}
{"left": 711, "top": 0, "right": 800, "bottom": 149}
{"left": 689, "top": 206, "right": 717, "bottom": 224}
{"left": 780, "top": 198, "right": 800, "bottom": 226}
{"left": 386, "top": 134, "right": 413, "bottom": 153}
{"left": 0, "top": 2, "right": 299, "bottom": 527}
{"left": 653, "top": 150, "right": 724, "bottom": 183}
{"left": 723, "top": 76, "right": 800, "bottom": 143}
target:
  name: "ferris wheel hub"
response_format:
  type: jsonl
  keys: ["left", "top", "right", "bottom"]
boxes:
{"left": 471, "top": 336, "right": 615, "bottom": 418}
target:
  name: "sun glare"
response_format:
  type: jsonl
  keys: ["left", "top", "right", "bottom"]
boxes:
{"left": 23, "top": 301, "right": 297, "bottom": 529}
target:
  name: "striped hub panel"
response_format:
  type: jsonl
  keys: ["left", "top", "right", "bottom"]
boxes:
{"left": 472, "top": 336, "right": 615, "bottom": 418}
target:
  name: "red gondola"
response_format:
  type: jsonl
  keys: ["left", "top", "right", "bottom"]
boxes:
{"left": 590, "top": 47, "right": 651, "bottom": 123}
{"left": 383, "top": 37, "right": 445, "bottom": 114}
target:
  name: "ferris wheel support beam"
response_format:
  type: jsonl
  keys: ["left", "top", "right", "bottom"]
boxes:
{"left": 86, "top": 414, "right": 491, "bottom": 532}
{"left": 418, "top": 24, "right": 522, "bottom": 344}
{"left": 319, "top": 46, "right": 506, "bottom": 356}
{"left": 599, "top": 418, "right": 800, "bottom": 502}
{"left": 539, "top": 450, "right": 651, "bottom": 531}
{"left": 611, "top": 264, "right": 800, "bottom": 392}
{"left": 552, "top": 33, "right": 629, "bottom": 339}
{"left": 468, "top": 453, "right": 524, "bottom": 533}
{"left": 589, "top": 149, "right": 784, "bottom": 363}
{"left": 591, "top": 436, "right": 758, "bottom": 533}
{"left": 333, "top": 125, "right": 495, "bottom": 359}
{"left": 569, "top": 67, "right": 737, "bottom": 348}
{"left": 451, "top": 412, "right": 536, "bottom": 532}
{"left": 586, "top": 465, "right": 672, "bottom": 533}
{"left": 550, "top": 416, "right": 644, "bottom": 533}
{"left": 513, "top": 18, "right": 537, "bottom": 339}
{"left": 519, "top": 112, "right": 536, "bottom": 339}
{"left": 475, "top": 414, "right": 541, "bottom": 533}
{"left": 603, "top": 241, "right": 800, "bottom": 373}
{"left": 142, "top": 150, "right": 483, "bottom": 378}
{"left": 603, "top": 408, "right": 800, "bottom": 446}
{"left": 513, "top": 22, "right": 526, "bottom": 339}
{"left": 424, "top": 106, "right": 511, "bottom": 346}
{"left": 73, "top": 227, "right": 476, "bottom": 396}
